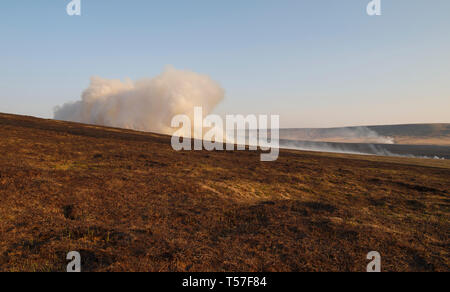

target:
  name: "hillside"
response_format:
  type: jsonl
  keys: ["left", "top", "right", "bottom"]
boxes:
{"left": 0, "top": 113, "right": 449, "bottom": 272}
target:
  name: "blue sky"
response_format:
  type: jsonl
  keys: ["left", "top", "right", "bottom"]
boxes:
{"left": 1, "top": 0, "right": 449, "bottom": 128}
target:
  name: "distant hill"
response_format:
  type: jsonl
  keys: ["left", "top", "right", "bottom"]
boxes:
{"left": 366, "top": 124, "right": 450, "bottom": 137}
{"left": 280, "top": 124, "right": 450, "bottom": 145}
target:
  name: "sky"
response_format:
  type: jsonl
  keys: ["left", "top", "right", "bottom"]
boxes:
{"left": 0, "top": 0, "right": 449, "bottom": 128}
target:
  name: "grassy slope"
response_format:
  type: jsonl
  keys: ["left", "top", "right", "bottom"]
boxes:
{"left": 0, "top": 113, "right": 449, "bottom": 272}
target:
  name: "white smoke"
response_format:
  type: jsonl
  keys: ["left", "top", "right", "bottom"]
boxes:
{"left": 279, "top": 127, "right": 395, "bottom": 144}
{"left": 54, "top": 66, "right": 225, "bottom": 134}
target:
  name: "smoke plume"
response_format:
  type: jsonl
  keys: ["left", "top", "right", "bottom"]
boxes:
{"left": 54, "top": 67, "right": 225, "bottom": 134}
{"left": 279, "top": 127, "right": 395, "bottom": 144}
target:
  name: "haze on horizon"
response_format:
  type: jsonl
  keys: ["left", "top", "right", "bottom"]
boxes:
{"left": 0, "top": 0, "right": 449, "bottom": 128}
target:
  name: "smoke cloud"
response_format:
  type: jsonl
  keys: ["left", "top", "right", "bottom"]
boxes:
{"left": 279, "top": 127, "right": 395, "bottom": 144}
{"left": 54, "top": 67, "right": 225, "bottom": 134}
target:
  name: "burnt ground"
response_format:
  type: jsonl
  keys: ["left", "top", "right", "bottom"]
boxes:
{"left": 0, "top": 113, "right": 449, "bottom": 272}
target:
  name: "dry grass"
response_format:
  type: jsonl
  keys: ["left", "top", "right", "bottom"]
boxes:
{"left": 0, "top": 113, "right": 449, "bottom": 272}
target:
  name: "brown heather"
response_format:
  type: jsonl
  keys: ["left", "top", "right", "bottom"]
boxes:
{"left": 0, "top": 113, "right": 448, "bottom": 272}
